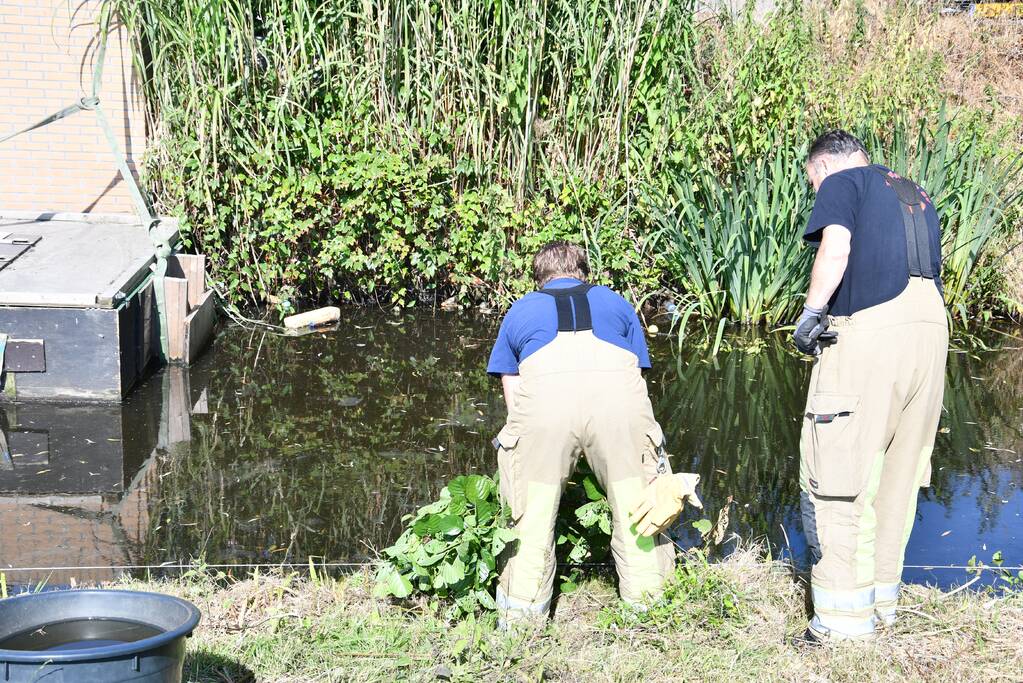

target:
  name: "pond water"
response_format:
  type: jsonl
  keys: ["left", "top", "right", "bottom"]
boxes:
{"left": 1, "top": 312, "right": 1020, "bottom": 590}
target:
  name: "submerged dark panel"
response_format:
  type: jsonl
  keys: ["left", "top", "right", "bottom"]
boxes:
{"left": 0, "top": 307, "right": 122, "bottom": 401}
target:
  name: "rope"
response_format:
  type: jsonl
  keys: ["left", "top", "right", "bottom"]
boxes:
{"left": 2, "top": 562, "right": 1020, "bottom": 574}
{"left": 0, "top": 5, "right": 171, "bottom": 360}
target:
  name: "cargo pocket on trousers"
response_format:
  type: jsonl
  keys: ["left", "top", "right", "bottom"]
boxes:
{"left": 493, "top": 426, "right": 522, "bottom": 519}
{"left": 806, "top": 393, "right": 863, "bottom": 498}
{"left": 641, "top": 423, "right": 669, "bottom": 479}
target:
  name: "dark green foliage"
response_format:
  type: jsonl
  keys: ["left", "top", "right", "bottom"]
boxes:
{"left": 375, "top": 462, "right": 616, "bottom": 614}
{"left": 111, "top": 0, "right": 1022, "bottom": 320}
{"left": 375, "top": 474, "right": 516, "bottom": 617}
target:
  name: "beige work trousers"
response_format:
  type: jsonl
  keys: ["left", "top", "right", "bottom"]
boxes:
{"left": 800, "top": 278, "right": 948, "bottom": 638}
{"left": 494, "top": 331, "right": 676, "bottom": 620}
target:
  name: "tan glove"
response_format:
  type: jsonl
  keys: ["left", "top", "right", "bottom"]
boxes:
{"left": 629, "top": 473, "right": 703, "bottom": 537}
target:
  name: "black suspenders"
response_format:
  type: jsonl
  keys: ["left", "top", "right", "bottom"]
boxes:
{"left": 539, "top": 283, "right": 595, "bottom": 331}
{"left": 871, "top": 168, "right": 936, "bottom": 279}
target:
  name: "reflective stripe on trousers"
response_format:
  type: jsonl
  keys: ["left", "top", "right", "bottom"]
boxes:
{"left": 875, "top": 581, "right": 900, "bottom": 624}
{"left": 799, "top": 278, "right": 947, "bottom": 638}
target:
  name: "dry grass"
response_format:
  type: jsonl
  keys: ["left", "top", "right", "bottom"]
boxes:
{"left": 934, "top": 14, "right": 1023, "bottom": 143}
{"left": 933, "top": 12, "right": 1023, "bottom": 314}
{"left": 121, "top": 550, "right": 1023, "bottom": 682}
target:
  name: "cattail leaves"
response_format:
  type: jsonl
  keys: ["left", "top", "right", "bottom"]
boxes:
{"left": 648, "top": 145, "right": 814, "bottom": 334}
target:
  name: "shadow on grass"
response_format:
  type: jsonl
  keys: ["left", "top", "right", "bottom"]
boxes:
{"left": 183, "top": 649, "right": 256, "bottom": 683}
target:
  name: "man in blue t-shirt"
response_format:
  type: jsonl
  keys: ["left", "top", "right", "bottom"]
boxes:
{"left": 487, "top": 241, "right": 701, "bottom": 624}
{"left": 792, "top": 131, "right": 948, "bottom": 645}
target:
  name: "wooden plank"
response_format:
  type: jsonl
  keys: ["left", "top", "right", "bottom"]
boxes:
{"left": 165, "top": 366, "right": 191, "bottom": 445}
{"left": 164, "top": 277, "right": 189, "bottom": 363}
{"left": 167, "top": 254, "right": 207, "bottom": 309}
{"left": 117, "top": 280, "right": 161, "bottom": 397}
{"left": 0, "top": 292, "right": 99, "bottom": 307}
{"left": 183, "top": 289, "right": 216, "bottom": 365}
{"left": 3, "top": 339, "right": 45, "bottom": 372}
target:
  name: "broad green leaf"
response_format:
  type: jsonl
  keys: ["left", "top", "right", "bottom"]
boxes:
{"left": 693, "top": 518, "right": 713, "bottom": 535}
{"left": 491, "top": 526, "right": 518, "bottom": 556}
{"left": 437, "top": 557, "right": 467, "bottom": 587}
{"left": 447, "top": 476, "right": 468, "bottom": 502}
{"left": 374, "top": 565, "right": 412, "bottom": 599}
{"left": 477, "top": 558, "right": 490, "bottom": 583}
{"left": 464, "top": 475, "right": 494, "bottom": 504}
{"left": 437, "top": 514, "right": 464, "bottom": 536}
{"left": 476, "top": 589, "right": 496, "bottom": 611}
{"left": 481, "top": 548, "right": 496, "bottom": 571}
{"left": 412, "top": 514, "right": 440, "bottom": 537}
{"left": 475, "top": 500, "right": 494, "bottom": 523}
{"left": 582, "top": 475, "right": 605, "bottom": 502}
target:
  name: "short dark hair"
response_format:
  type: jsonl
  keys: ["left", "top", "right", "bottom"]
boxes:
{"left": 808, "top": 130, "right": 869, "bottom": 163}
{"left": 532, "top": 240, "right": 589, "bottom": 287}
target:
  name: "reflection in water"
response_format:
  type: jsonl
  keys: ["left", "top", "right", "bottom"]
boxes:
{"left": 0, "top": 368, "right": 204, "bottom": 587}
{"left": 3, "top": 313, "right": 1021, "bottom": 589}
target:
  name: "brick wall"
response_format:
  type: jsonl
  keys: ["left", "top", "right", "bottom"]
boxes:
{"left": 0, "top": 495, "right": 128, "bottom": 586}
{"left": 0, "top": 1, "right": 146, "bottom": 214}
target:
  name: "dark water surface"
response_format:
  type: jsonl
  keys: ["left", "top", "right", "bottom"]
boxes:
{"left": 0, "top": 618, "right": 162, "bottom": 652}
{"left": 1, "top": 312, "right": 1020, "bottom": 589}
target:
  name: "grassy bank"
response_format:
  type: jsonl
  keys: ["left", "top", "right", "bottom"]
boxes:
{"left": 119, "top": 550, "right": 1023, "bottom": 682}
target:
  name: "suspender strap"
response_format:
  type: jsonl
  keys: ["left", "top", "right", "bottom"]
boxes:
{"left": 540, "top": 284, "right": 595, "bottom": 332}
{"left": 871, "top": 168, "right": 935, "bottom": 279}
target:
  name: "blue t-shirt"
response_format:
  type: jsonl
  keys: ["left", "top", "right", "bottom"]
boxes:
{"left": 487, "top": 278, "right": 650, "bottom": 376}
{"left": 804, "top": 165, "right": 942, "bottom": 317}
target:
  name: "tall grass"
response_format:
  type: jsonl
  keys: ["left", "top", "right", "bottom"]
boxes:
{"left": 112, "top": 0, "right": 696, "bottom": 202}
{"left": 649, "top": 121, "right": 1023, "bottom": 337}
{"left": 647, "top": 147, "right": 813, "bottom": 331}
{"left": 105, "top": 0, "right": 1023, "bottom": 321}
{"left": 866, "top": 118, "right": 1023, "bottom": 320}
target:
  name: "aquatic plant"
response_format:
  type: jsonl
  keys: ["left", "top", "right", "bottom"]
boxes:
{"left": 374, "top": 463, "right": 616, "bottom": 615}
{"left": 374, "top": 474, "right": 516, "bottom": 617}
{"left": 646, "top": 146, "right": 814, "bottom": 332}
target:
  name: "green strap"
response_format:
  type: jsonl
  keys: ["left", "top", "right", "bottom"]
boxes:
{"left": 0, "top": 97, "right": 97, "bottom": 145}
{"left": 0, "top": 6, "right": 171, "bottom": 360}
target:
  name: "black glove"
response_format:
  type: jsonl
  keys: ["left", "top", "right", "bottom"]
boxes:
{"left": 793, "top": 304, "right": 836, "bottom": 356}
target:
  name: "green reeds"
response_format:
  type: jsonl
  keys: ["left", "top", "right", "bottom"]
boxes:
{"left": 103, "top": 0, "right": 1021, "bottom": 322}
{"left": 646, "top": 146, "right": 814, "bottom": 336}
{"left": 652, "top": 121, "right": 1021, "bottom": 339}
{"left": 862, "top": 116, "right": 1023, "bottom": 320}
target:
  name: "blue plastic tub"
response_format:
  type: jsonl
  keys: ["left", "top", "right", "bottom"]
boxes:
{"left": 0, "top": 589, "right": 200, "bottom": 682}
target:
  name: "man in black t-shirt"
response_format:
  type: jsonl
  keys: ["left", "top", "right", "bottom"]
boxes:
{"left": 792, "top": 131, "right": 948, "bottom": 644}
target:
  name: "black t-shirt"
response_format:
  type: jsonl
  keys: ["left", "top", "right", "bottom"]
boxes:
{"left": 803, "top": 164, "right": 943, "bottom": 317}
